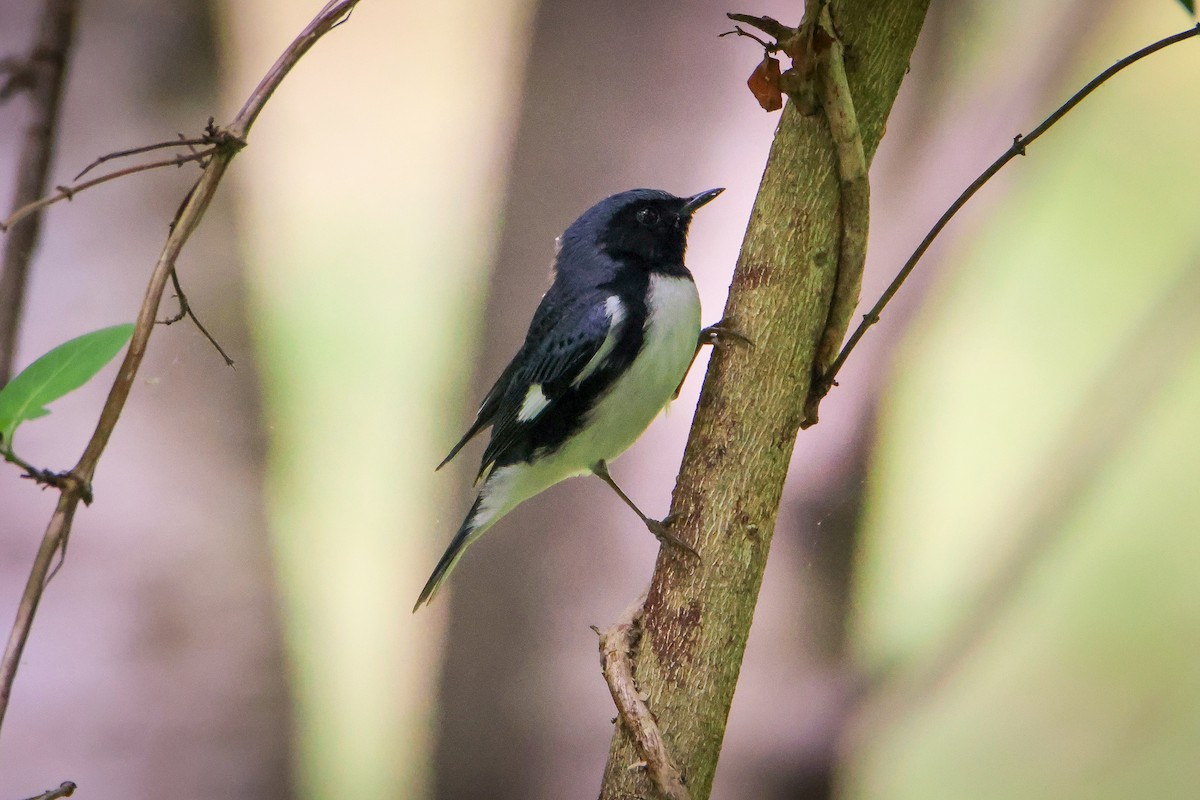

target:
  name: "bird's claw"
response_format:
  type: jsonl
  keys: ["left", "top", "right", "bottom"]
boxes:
{"left": 698, "top": 322, "right": 753, "bottom": 349}
{"left": 646, "top": 515, "right": 699, "bottom": 559}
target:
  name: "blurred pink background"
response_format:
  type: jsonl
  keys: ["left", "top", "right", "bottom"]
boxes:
{"left": 2, "top": 1, "right": 1199, "bottom": 799}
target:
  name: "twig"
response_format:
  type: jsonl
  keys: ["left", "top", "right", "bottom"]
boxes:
{"left": 814, "top": 23, "right": 1200, "bottom": 401}
{"left": 160, "top": 267, "right": 235, "bottom": 367}
{"left": 73, "top": 134, "right": 213, "bottom": 180}
{"left": 725, "top": 10, "right": 817, "bottom": 112}
{"left": 0, "top": 0, "right": 363, "bottom": 737}
{"left": 804, "top": 2, "right": 870, "bottom": 427}
{"left": 861, "top": 250, "right": 1200, "bottom": 738}
{"left": 0, "top": 0, "right": 79, "bottom": 386}
{"left": 22, "top": 781, "right": 76, "bottom": 800}
{"left": 1, "top": 447, "right": 92, "bottom": 503}
{"left": 725, "top": 13, "right": 793, "bottom": 43}
{"left": 718, "top": 26, "right": 778, "bottom": 53}
{"left": 596, "top": 594, "right": 691, "bottom": 800}
{"left": 0, "top": 149, "right": 215, "bottom": 233}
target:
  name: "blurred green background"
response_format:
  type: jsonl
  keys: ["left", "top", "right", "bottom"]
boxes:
{"left": 0, "top": 1, "right": 1197, "bottom": 799}
{"left": 850, "top": 6, "right": 1200, "bottom": 799}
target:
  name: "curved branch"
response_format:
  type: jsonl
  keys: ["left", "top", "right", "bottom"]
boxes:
{"left": 0, "top": 0, "right": 363, "bottom": 736}
{"left": 0, "top": 149, "right": 215, "bottom": 232}
{"left": 73, "top": 134, "right": 213, "bottom": 180}
{"left": 817, "top": 22, "right": 1200, "bottom": 398}
{"left": 862, "top": 251, "right": 1200, "bottom": 729}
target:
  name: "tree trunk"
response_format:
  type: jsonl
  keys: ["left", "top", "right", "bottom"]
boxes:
{"left": 597, "top": 2, "right": 930, "bottom": 797}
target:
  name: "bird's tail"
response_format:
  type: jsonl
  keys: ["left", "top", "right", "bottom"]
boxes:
{"left": 413, "top": 495, "right": 492, "bottom": 611}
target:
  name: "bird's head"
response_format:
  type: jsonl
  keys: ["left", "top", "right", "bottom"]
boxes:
{"left": 557, "top": 188, "right": 724, "bottom": 273}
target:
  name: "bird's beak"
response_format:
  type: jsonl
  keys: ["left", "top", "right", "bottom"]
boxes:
{"left": 681, "top": 187, "right": 725, "bottom": 215}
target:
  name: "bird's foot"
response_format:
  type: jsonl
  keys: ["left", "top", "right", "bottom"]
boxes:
{"left": 645, "top": 513, "right": 699, "bottom": 559}
{"left": 698, "top": 321, "right": 753, "bottom": 349}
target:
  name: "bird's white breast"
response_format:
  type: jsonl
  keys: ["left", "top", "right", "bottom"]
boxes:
{"left": 473, "top": 274, "right": 700, "bottom": 527}
{"left": 565, "top": 273, "right": 700, "bottom": 466}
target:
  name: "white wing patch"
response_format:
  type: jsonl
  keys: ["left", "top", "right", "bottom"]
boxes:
{"left": 572, "top": 295, "right": 626, "bottom": 387}
{"left": 517, "top": 384, "right": 550, "bottom": 421}
{"left": 560, "top": 274, "right": 700, "bottom": 465}
{"left": 605, "top": 294, "right": 626, "bottom": 322}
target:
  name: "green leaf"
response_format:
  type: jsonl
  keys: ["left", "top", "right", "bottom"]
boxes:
{"left": 1179, "top": 0, "right": 1196, "bottom": 15}
{"left": 0, "top": 323, "right": 135, "bottom": 448}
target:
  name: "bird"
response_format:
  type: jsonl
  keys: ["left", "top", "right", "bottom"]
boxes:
{"left": 414, "top": 187, "right": 725, "bottom": 610}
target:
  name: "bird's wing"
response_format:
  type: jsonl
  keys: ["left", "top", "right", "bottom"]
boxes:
{"left": 438, "top": 292, "right": 622, "bottom": 474}
{"left": 436, "top": 359, "right": 518, "bottom": 471}
{"left": 440, "top": 293, "right": 619, "bottom": 479}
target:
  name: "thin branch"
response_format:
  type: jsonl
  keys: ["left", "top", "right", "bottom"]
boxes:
{"left": 0, "top": 149, "right": 215, "bottom": 233}
{"left": 73, "top": 134, "right": 214, "bottom": 181}
{"left": 718, "top": 26, "right": 778, "bottom": 53}
{"left": 860, "top": 250, "right": 1200, "bottom": 739}
{"left": 724, "top": 13, "right": 793, "bottom": 43}
{"left": 0, "top": 0, "right": 363, "bottom": 737}
{"left": 814, "top": 23, "right": 1200, "bottom": 401}
{"left": 231, "top": 0, "right": 359, "bottom": 137}
{"left": 0, "top": 0, "right": 79, "bottom": 385}
{"left": 805, "top": 2, "right": 870, "bottom": 427}
{"left": 1, "top": 447, "right": 92, "bottom": 503}
{"left": 160, "top": 267, "right": 235, "bottom": 367}
{"left": 0, "top": 491, "right": 78, "bottom": 732}
{"left": 596, "top": 595, "right": 691, "bottom": 800}
{"left": 21, "top": 781, "right": 76, "bottom": 800}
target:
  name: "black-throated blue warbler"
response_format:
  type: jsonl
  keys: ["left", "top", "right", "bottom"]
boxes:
{"left": 415, "top": 187, "right": 724, "bottom": 610}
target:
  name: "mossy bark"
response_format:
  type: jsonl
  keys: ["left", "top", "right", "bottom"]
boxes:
{"left": 597, "top": 3, "right": 930, "bottom": 798}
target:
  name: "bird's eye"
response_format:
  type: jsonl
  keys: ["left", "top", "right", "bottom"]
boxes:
{"left": 636, "top": 207, "right": 660, "bottom": 227}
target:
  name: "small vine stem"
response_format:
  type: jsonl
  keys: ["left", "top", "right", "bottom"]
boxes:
{"left": 816, "top": 23, "right": 1200, "bottom": 398}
